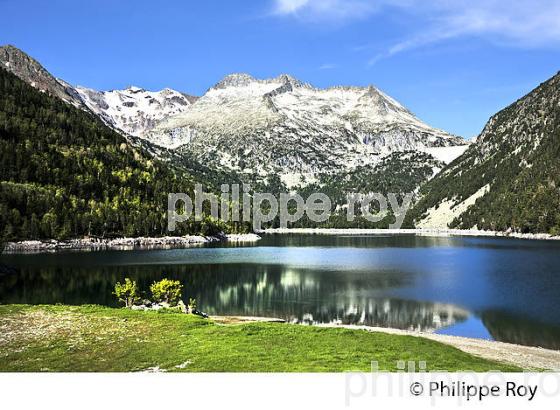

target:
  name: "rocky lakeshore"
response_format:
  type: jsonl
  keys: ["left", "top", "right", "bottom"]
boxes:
{"left": 2, "top": 233, "right": 261, "bottom": 253}
{"left": 259, "top": 228, "right": 560, "bottom": 241}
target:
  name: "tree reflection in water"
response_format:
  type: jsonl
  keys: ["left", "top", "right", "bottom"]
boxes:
{"left": 0, "top": 263, "right": 468, "bottom": 331}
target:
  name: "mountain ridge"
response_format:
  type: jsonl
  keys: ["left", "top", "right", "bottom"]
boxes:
{"left": 0, "top": 44, "right": 87, "bottom": 109}
{"left": 75, "top": 85, "right": 198, "bottom": 137}
{"left": 0, "top": 45, "right": 467, "bottom": 161}
{"left": 0, "top": 45, "right": 198, "bottom": 138}
{"left": 148, "top": 71, "right": 467, "bottom": 185}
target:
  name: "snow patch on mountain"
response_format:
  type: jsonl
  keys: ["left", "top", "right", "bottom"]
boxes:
{"left": 424, "top": 145, "right": 470, "bottom": 164}
{"left": 416, "top": 184, "right": 490, "bottom": 229}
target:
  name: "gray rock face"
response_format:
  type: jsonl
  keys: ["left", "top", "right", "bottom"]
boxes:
{"left": 146, "top": 73, "right": 467, "bottom": 185}
{"left": 0, "top": 45, "right": 86, "bottom": 108}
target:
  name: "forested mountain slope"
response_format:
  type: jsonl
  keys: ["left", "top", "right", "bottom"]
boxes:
{"left": 0, "top": 67, "right": 232, "bottom": 241}
{"left": 408, "top": 72, "right": 560, "bottom": 234}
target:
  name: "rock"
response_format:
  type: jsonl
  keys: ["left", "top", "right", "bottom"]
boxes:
{"left": 2, "top": 234, "right": 265, "bottom": 254}
{"left": 175, "top": 360, "right": 192, "bottom": 369}
{"left": 225, "top": 233, "right": 261, "bottom": 242}
{"left": 192, "top": 309, "right": 209, "bottom": 319}
{"left": 177, "top": 300, "right": 188, "bottom": 314}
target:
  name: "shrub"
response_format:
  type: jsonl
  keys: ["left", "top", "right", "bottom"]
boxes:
{"left": 113, "top": 278, "right": 140, "bottom": 308}
{"left": 150, "top": 279, "right": 183, "bottom": 306}
{"left": 200, "top": 215, "right": 230, "bottom": 236}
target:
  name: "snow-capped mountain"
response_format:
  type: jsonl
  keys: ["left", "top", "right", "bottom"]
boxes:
{"left": 0, "top": 45, "right": 197, "bottom": 138}
{"left": 147, "top": 73, "right": 468, "bottom": 184}
{"left": 75, "top": 86, "right": 197, "bottom": 137}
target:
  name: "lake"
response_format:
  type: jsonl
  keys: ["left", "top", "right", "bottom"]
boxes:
{"left": 1, "top": 234, "right": 560, "bottom": 349}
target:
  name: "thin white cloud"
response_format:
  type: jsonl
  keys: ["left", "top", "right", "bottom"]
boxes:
{"left": 275, "top": 0, "right": 310, "bottom": 14}
{"left": 319, "top": 63, "right": 337, "bottom": 70}
{"left": 368, "top": 25, "right": 466, "bottom": 65}
{"left": 272, "top": 0, "right": 380, "bottom": 21}
{"left": 272, "top": 0, "right": 560, "bottom": 63}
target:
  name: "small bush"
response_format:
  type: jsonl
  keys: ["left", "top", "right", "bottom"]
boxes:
{"left": 114, "top": 278, "right": 140, "bottom": 308}
{"left": 150, "top": 279, "right": 183, "bottom": 306}
{"left": 188, "top": 298, "right": 197, "bottom": 311}
{"left": 156, "top": 307, "right": 183, "bottom": 314}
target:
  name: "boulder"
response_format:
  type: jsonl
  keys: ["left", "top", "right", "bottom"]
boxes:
{"left": 177, "top": 300, "right": 188, "bottom": 314}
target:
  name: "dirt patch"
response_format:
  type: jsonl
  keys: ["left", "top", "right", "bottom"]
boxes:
{"left": 211, "top": 315, "right": 286, "bottom": 325}
{"left": 0, "top": 308, "right": 139, "bottom": 354}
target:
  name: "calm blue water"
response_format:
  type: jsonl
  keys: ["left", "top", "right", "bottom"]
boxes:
{"left": 1, "top": 234, "right": 560, "bottom": 349}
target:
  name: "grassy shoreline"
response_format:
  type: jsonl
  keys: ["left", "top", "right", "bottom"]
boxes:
{"left": 0, "top": 304, "right": 520, "bottom": 372}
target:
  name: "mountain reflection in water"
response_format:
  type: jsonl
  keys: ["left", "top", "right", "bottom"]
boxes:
{"left": 0, "top": 263, "right": 468, "bottom": 331}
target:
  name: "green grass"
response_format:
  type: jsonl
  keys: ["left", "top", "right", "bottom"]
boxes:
{"left": 0, "top": 304, "right": 520, "bottom": 372}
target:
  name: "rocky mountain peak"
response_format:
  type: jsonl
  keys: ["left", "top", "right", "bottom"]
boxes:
{"left": 210, "top": 72, "right": 312, "bottom": 93}
{"left": 125, "top": 85, "right": 146, "bottom": 93}
{"left": 273, "top": 74, "right": 310, "bottom": 89}
{"left": 147, "top": 71, "right": 467, "bottom": 181}
{"left": 211, "top": 73, "right": 256, "bottom": 90}
{"left": 358, "top": 85, "right": 412, "bottom": 116}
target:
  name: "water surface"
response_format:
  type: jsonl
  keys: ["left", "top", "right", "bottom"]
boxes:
{"left": 1, "top": 234, "right": 560, "bottom": 349}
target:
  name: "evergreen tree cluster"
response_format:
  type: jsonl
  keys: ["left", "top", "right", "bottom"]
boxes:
{"left": 0, "top": 67, "right": 241, "bottom": 241}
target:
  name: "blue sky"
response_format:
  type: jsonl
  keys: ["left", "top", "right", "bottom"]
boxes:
{"left": 1, "top": 0, "right": 559, "bottom": 138}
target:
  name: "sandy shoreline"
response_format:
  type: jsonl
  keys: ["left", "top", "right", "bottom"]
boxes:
{"left": 212, "top": 315, "right": 560, "bottom": 371}
{"left": 259, "top": 228, "right": 560, "bottom": 241}
{"left": 2, "top": 233, "right": 261, "bottom": 254}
